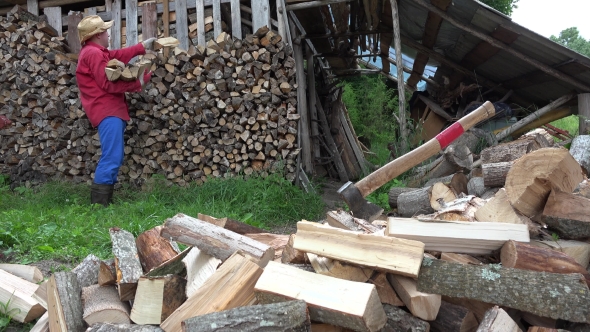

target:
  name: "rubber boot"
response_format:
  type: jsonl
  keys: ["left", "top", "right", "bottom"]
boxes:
{"left": 91, "top": 183, "right": 114, "bottom": 207}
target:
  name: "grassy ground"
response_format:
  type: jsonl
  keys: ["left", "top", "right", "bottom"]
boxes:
{"left": 550, "top": 114, "right": 579, "bottom": 138}
{"left": 0, "top": 174, "right": 325, "bottom": 265}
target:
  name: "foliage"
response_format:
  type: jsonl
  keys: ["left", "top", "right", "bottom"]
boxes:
{"left": 0, "top": 295, "right": 20, "bottom": 332}
{"left": 550, "top": 115, "right": 579, "bottom": 138}
{"left": 0, "top": 174, "right": 325, "bottom": 263}
{"left": 480, "top": 0, "right": 519, "bottom": 16}
{"left": 550, "top": 27, "right": 590, "bottom": 57}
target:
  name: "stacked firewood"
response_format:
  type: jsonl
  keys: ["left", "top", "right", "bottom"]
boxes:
{"left": 0, "top": 7, "right": 300, "bottom": 187}
{"left": 4, "top": 135, "right": 590, "bottom": 331}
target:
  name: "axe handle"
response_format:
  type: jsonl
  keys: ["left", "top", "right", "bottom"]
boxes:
{"left": 355, "top": 101, "right": 496, "bottom": 197}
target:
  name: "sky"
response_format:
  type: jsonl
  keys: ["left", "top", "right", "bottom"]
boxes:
{"left": 510, "top": 0, "right": 590, "bottom": 39}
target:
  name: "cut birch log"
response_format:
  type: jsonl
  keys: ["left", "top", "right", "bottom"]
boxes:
{"left": 135, "top": 226, "right": 180, "bottom": 273}
{"left": 480, "top": 137, "right": 542, "bottom": 164}
{"left": 505, "top": 148, "right": 583, "bottom": 218}
{"left": 72, "top": 254, "right": 101, "bottom": 288}
{"left": 570, "top": 135, "right": 590, "bottom": 175}
{"left": 542, "top": 189, "right": 590, "bottom": 239}
{"left": 325, "top": 210, "right": 380, "bottom": 233}
{"left": 182, "top": 247, "right": 221, "bottom": 298}
{"left": 380, "top": 304, "right": 430, "bottom": 332}
{"left": 476, "top": 306, "right": 522, "bottom": 332}
{"left": 430, "top": 301, "right": 478, "bottom": 332}
{"left": 387, "top": 274, "right": 441, "bottom": 321}
{"left": 281, "top": 234, "right": 306, "bottom": 264}
{"left": 98, "top": 260, "right": 116, "bottom": 286}
{"left": 255, "top": 261, "right": 387, "bottom": 332}
{"left": 160, "top": 251, "right": 263, "bottom": 332}
{"left": 30, "top": 311, "right": 49, "bottom": 332}
{"left": 130, "top": 275, "right": 186, "bottom": 325}
{"left": 409, "top": 145, "right": 473, "bottom": 187}
{"left": 417, "top": 258, "right": 590, "bottom": 323}
{"left": 47, "top": 272, "right": 85, "bottom": 332}
{"left": 440, "top": 253, "right": 482, "bottom": 265}
{"left": 294, "top": 221, "right": 425, "bottom": 278}
{"left": 181, "top": 300, "right": 311, "bottom": 331}
{"left": 81, "top": 285, "right": 130, "bottom": 326}
{"left": 244, "top": 233, "right": 289, "bottom": 260}
{"left": 369, "top": 272, "right": 404, "bottom": 306}
{"left": 388, "top": 187, "right": 418, "bottom": 209}
{"left": 500, "top": 240, "right": 590, "bottom": 286}
{"left": 0, "top": 264, "right": 43, "bottom": 283}
{"left": 85, "top": 323, "right": 164, "bottom": 331}
{"left": 109, "top": 228, "right": 143, "bottom": 301}
{"left": 306, "top": 253, "right": 373, "bottom": 282}
{"left": 386, "top": 218, "right": 529, "bottom": 255}
{"left": 530, "top": 239, "right": 590, "bottom": 269}
{"left": 0, "top": 269, "right": 45, "bottom": 323}
{"left": 482, "top": 161, "right": 513, "bottom": 187}
{"left": 160, "top": 213, "right": 274, "bottom": 267}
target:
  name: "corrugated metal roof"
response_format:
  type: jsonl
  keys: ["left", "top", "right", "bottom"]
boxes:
{"left": 294, "top": 0, "right": 590, "bottom": 112}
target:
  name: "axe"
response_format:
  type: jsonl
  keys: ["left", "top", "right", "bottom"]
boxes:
{"left": 338, "top": 101, "right": 496, "bottom": 221}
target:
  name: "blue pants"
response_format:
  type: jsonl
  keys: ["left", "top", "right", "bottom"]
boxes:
{"left": 94, "top": 117, "right": 126, "bottom": 185}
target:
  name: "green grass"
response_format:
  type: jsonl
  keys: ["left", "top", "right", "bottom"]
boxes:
{"left": 550, "top": 114, "right": 579, "bottom": 137}
{"left": 0, "top": 174, "right": 325, "bottom": 264}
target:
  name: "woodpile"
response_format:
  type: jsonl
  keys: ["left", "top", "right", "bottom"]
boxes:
{"left": 0, "top": 7, "right": 300, "bottom": 187}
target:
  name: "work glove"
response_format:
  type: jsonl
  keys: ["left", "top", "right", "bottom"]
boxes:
{"left": 141, "top": 37, "right": 157, "bottom": 51}
{"left": 0, "top": 115, "right": 11, "bottom": 129}
{"left": 138, "top": 68, "right": 152, "bottom": 89}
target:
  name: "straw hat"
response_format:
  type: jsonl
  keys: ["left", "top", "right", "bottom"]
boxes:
{"left": 77, "top": 15, "right": 114, "bottom": 44}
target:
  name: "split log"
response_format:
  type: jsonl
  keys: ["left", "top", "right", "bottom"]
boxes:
{"left": 160, "top": 251, "right": 263, "bottom": 332}
{"left": 182, "top": 300, "right": 311, "bottom": 331}
{"left": 32, "top": 280, "right": 48, "bottom": 309}
{"left": 429, "top": 182, "right": 458, "bottom": 211}
{"left": 0, "top": 269, "right": 45, "bottom": 323}
{"left": 369, "top": 273, "right": 404, "bottom": 306}
{"left": 387, "top": 274, "right": 441, "bottom": 321}
{"left": 501, "top": 240, "right": 590, "bottom": 286}
{"left": 388, "top": 187, "right": 418, "bottom": 209}
{"left": 255, "top": 261, "right": 387, "bottom": 332}
{"left": 144, "top": 247, "right": 191, "bottom": 277}
{"left": 109, "top": 228, "right": 143, "bottom": 301}
{"left": 198, "top": 213, "right": 267, "bottom": 234}
{"left": 182, "top": 247, "right": 221, "bottom": 298}
{"left": 135, "top": 226, "right": 180, "bottom": 273}
{"left": 530, "top": 239, "right": 590, "bottom": 269}
{"left": 573, "top": 179, "right": 590, "bottom": 199}
{"left": 30, "top": 312, "right": 49, "bottom": 332}
{"left": 443, "top": 297, "right": 495, "bottom": 323}
{"left": 526, "top": 328, "right": 563, "bottom": 332}
{"left": 570, "top": 135, "right": 590, "bottom": 175}
{"left": 430, "top": 301, "right": 478, "bottom": 332}
{"left": 387, "top": 218, "right": 529, "bottom": 255}
{"left": 482, "top": 161, "right": 513, "bottom": 188}
{"left": 281, "top": 234, "right": 307, "bottom": 264}
{"left": 426, "top": 195, "right": 485, "bottom": 222}
{"left": 293, "top": 221, "right": 425, "bottom": 278}
{"left": 417, "top": 258, "right": 590, "bottom": 323}
{"left": 480, "top": 136, "right": 544, "bottom": 164}
{"left": 98, "top": 260, "right": 116, "bottom": 286}
{"left": 81, "top": 285, "right": 130, "bottom": 325}
{"left": 72, "top": 254, "right": 101, "bottom": 288}
{"left": 325, "top": 210, "right": 380, "bottom": 233}
{"left": 423, "top": 172, "right": 469, "bottom": 196}
{"left": 542, "top": 188, "right": 590, "bottom": 239}
{"left": 47, "top": 272, "right": 85, "bottom": 332}
{"left": 440, "top": 253, "right": 482, "bottom": 265}
{"left": 306, "top": 253, "right": 373, "bottom": 282}
{"left": 409, "top": 145, "right": 473, "bottom": 187}
{"left": 381, "top": 304, "right": 430, "bottom": 332}
{"left": 0, "top": 264, "right": 43, "bottom": 283}
{"left": 85, "top": 323, "right": 164, "bottom": 331}
{"left": 476, "top": 306, "right": 522, "bottom": 332}
{"left": 130, "top": 275, "right": 186, "bottom": 325}
{"left": 154, "top": 37, "right": 180, "bottom": 50}
{"left": 467, "top": 177, "right": 487, "bottom": 197}
{"left": 160, "top": 213, "right": 274, "bottom": 267}
{"left": 475, "top": 188, "right": 527, "bottom": 225}
{"left": 244, "top": 233, "right": 289, "bottom": 260}
{"left": 505, "top": 148, "right": 583, "bottom": 218}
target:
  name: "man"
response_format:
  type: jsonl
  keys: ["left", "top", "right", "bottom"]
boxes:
{"left": 76, "top": 15, "right": 156, "bottom": 206}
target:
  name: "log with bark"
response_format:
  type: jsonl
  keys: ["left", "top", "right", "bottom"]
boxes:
{"left": 72, "top": 254, "right": 101, "bottom": 288}
{"left": 369, "top": 272, "right": 404, "bottom": 306}
{"left": 409, "top": 145, "right": 473, "bottom": 187}
{"left": 542, "top": 188, "right": 590, "bottom": 240}
{"left": 109, "top": 228, "right": 143, "bottom": 301}
{"left": 380, "top": 304, "right": 430, "bottom": 332}
{"left": 47, "top": 272, "right": 85, "bottom": 332}
{"left": 529, "top": 239, "right": 590, "bottom": 269}
{"left": 81, "top": 285, "right": 131, "bottom": 326}
{"left": 430, "top": 301, "right": 478, "bottom": 332}
{"left": 388, "top": 187, "right": 418, "bottom": 209}
{"left": 569, "top": 135, "right": 590, "bottom": 175}
{"left": 476, "top": 306, "right": 522, "bottom": 332}
{"left": 135, "top": 226, "right": 180, "bottom": 273}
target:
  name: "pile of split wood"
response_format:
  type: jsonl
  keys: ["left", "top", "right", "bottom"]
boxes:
{"left": 4, "top": 131, "right": 590, "bottom": 331}
{"left": 0, "top": 6, "right": 300, "bottom": 187}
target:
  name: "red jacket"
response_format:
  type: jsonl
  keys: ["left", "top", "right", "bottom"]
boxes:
{"left": 76, "top": 42, "right": 150, "bottom": 127}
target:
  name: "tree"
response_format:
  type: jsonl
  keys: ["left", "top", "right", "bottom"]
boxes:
{"left": 480, "top": 0, "right": 519, "bottom": 16}
{"left": 550, "top": 27, "right": 590, "bottom": 58}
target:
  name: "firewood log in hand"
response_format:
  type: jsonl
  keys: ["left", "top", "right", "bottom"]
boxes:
{"left": 0, "top": 115, "right": 12, "bottom": 129}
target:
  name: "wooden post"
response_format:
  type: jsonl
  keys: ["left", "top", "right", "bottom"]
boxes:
{"left": 578, "top": 93, "right": 590, "bottom": 135}
{"left": 212, "top": 0, "right": 221, "bottom": 39}
{"left": 111, "top": 0, "right": 122, "bottom": 49}
{"left": 290, "top": 18, "right": 313, "bottom": 173}
{"left": 230, "top": 0, "right": 242, "bottom": 39}
{"left": 162, "top": 0, "right": 170, "bottom": 56}
{"left": 125, "top": 0, "right": 138, "bottom": 49}
{"left": 251, "top": 0, "right": 270, "bottom": 32}
{"left": 67, "top": 11, "right": 83, "bottom": 54}
{"left": 195, "top": 0, "right": 205, "bottom": 47}
{"left": 44, "top": 7, "right": 62, "bottom": 37}
{"left": 141, "top": 2, "right": 157, "bottom": 40}
{"left": 176, "top": 0, "right": 189, "bottom": 50}
{"left": 27, "top": 0, "right": 38, "bottom": 16}
{"left": 315, "top": 93, "right": 349, "bottom": 182}
{"left": 390, "top": 0, "right": 407, "bottom": 150}
{"left": 85, "top": 7, "right": 97, "bottom": 14}
{"left": 307, "top": 45, "right": 320, "bottom": 161}
{"left": 276, "top": 0, "right": 286, "bottom": 41}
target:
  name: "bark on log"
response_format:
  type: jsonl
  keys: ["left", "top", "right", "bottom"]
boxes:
{"left": 182, "top": 300, "right": 311, "bottom": 331}
{"left": 144, "top": 247, "right": 191, "bottom": 277}
{"left": 505, "top": 148, "right": 583, "bottom": 218}
{"left": 467, "top": 177, "right": 487, "bottom": 197}
{"left": 81, "top": 285, "right": 130, "bottom": 326}
{"left": 409, "top": 145, "right": 473, "bottom": 187}
{"left": 397, "top": 187, "right": 435, "bottom": 217}
{"left": 566, "top": 135, "right": 590, "bottom": 175}
{"left": 244, "top": 233, "right": 289, "bottom": 260}
{"left": 388, "top": 187, "right": 418, "bottom": 209}
{"left": 47, "top": 272, "right": 85, "bottom": 332}
{"left": 98, "top": 260, "right": 116, "bottom": 286}
{"left": 160, "top": 213, "right": 274, "bottom": 267}
{"left": 109, "top": 228, "right": 143, "bottom": 301}
{"left": 255, "top": 261, "right": 387, "bottom": 332}
{"left": 482, "top": 162, "right": 513, "bottom": 188}
{"left": 542, "top": 189, "right": 590, "bottom": 239}
{"left": 380, "top": 304, "right": 430, "bottom": 332}
{"left": 476, "top": 306, "right": 522, "bottom": 332}
{"left": 430, "top": 301, "right": 478, "bottom": 332}
{"left": 424, "top": 173, "right": 469, "bottom": 196}
{"left": 417, "top": 258, "right": 590, "bottom": 323}
{"left": 480, "top": 136, "right": 543, "bottom": 164}
{"left": 530, "top": 239, "right": 590, "bottom": 269}
{"left": 135, "top": 226, "right": 179, "bottom": 273}
{"left": 72, "top": 254, "right": 101, "bottom": 288}
{"left": 85, "top": 323, "right": 164, "bottom": 331}
{"left": 0, "top": 269, "right": 45, "bottom": 323}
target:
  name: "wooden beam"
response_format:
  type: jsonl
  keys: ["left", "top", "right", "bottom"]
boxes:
{"left": 285, "top": 0, "right": 353, "bottom": 11}
{"left": 125, "top": 0, "right": 138, "bottom": 49}
{"left": 411, "top": 0, "right": 590, "bottom": 93}
{"left": 230, "top": 0, "right": 242, "bottom": 39}
{"left": 195, "top": 0, "right": 205, "bottom": 46}
{"left": 26, "top": 0, "right": 38, "bottom": 16}
{"left": 111, "top": 0, "right": 121, "bottom": 49}
{"left": 212, "top": 0, "right": 221, "bottom": 39}
{"left": 391, "top": 0, "right": 408, "bottom": 148}
{"left": 43, "top": 7, "right": 61, "bottom": 37}
{"left": 251, "top": 0, "right": 270, "bottom": 32}
{"left": 141, "top": 2, "right": 157, "bottom": 40}
{"left": 67, "top": 11, "right": 82, "bottom": 54}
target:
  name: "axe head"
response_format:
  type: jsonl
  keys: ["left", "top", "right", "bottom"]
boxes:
{"left": 337, "top": 181, "right": 384, "bottom": 222}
